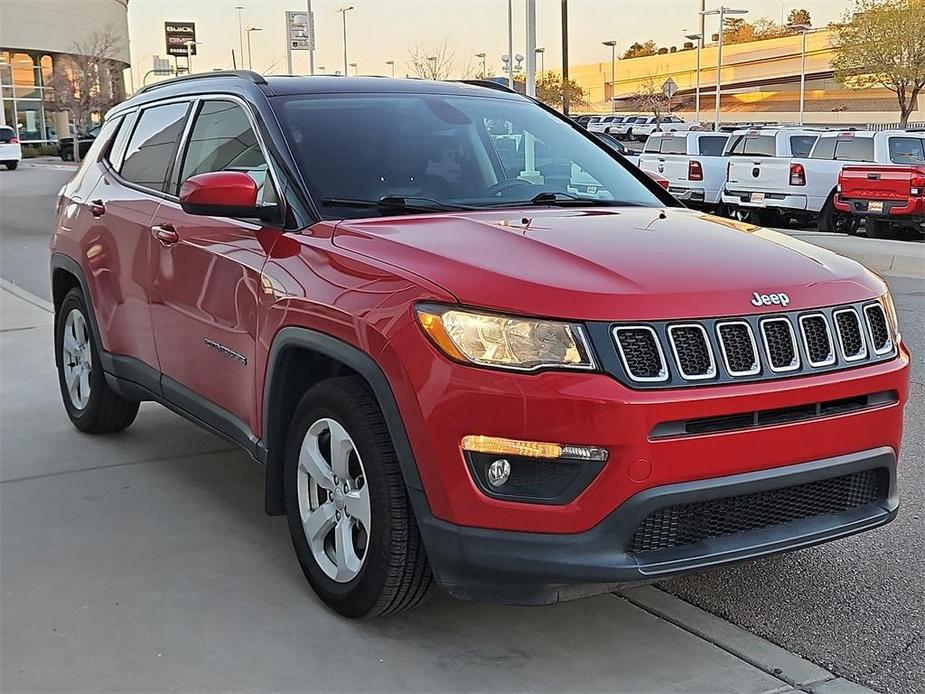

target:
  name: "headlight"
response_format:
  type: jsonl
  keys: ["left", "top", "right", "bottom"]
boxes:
{"left": 416, "top": 304, "right": 595, "bottom": 371}
{"left": 881, "top": 291, "right": 901, "bottom": 343}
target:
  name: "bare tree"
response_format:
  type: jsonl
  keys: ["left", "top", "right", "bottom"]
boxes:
{"left": 630, "top": 76, "right": 672, "bottom": 122}
{"left": 407, "top": 41, "right": 456, "bottom": 80}
{"left": 44, "top": 25, "right": 124, "bottom": 162}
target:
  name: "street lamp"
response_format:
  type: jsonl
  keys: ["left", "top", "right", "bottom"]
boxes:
{"left": 475, "top": 52, "right": 487, "bottom": 78}
{"left": 245, "top": 27, "right": 262, "bottom": 71}
{"left": 184, "top": 40, "right": 202, "bottom": 74}
{"left": 701, "top": 6, "right": 748, "bottom": 129}
{"left": 685, "top": 32, "right": 703, "bottom": 123}
{"left": 234, "top": 6, "right": 245, "bottom": 70}
{"left": 385, "top": 59, "right": 395, "bottom": 77}
{"left": 787, "top": 22, "right": 811, "bottom": 125}
{"left": 535, "top": 47, "right": 545, "bottom": 76}
{"left": 337, "top": 6, "right": 354, "bottom": 79}
{"left": 349, "top": 62, "right": 358, "bottom": 76}
{"left": 602, "top": 40, "right": 617, "bottom": 114}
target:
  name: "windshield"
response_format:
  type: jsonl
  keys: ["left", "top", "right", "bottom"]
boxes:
{"left": 276, "top": 93, "right": 664, "bottom": 218}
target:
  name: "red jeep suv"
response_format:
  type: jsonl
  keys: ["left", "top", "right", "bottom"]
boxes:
{"left": 51, "top": 72, "right": 909, "bottom": 618}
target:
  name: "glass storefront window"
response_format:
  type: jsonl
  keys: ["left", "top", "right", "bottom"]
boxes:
{"left": 15, "top": 101, "right": 45, "bottom": 141}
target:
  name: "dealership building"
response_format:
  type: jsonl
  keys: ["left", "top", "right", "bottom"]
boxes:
{"left": 0, "top": 0, "right": 130, "bottom": 144}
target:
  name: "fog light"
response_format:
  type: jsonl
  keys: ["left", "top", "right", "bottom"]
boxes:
{"left": 487, "top": 459, "right": 511, "bottom": 487}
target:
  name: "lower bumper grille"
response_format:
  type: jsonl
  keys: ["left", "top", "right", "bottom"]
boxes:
{"left": 627, "top": 468, "right": 889, "bottom": 554}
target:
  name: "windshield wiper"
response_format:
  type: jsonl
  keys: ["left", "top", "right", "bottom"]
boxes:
{"left": 320, "top": 196, "right": 477, "bottom": 212}
{"left": 485, "top": 191, "right": 630, "bottom": 208}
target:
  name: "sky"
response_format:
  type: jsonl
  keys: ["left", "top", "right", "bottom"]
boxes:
{"left": 127, "top": 0, "right": 853, "bottom": 87}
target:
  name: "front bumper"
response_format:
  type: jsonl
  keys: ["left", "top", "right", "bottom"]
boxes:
{"left": 415, "top": 447, "right": 898, "bottom": 604}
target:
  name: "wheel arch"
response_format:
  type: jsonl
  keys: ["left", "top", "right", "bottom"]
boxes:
{"left": 50, "top": 254, "right": 100, "bottom": 368}
{"left": 262, "top": 327, "right": 424, "bottom": 516}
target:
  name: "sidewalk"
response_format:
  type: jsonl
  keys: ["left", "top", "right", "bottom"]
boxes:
{"left": 0, "top": 285, "right": 873, "bottom": 693}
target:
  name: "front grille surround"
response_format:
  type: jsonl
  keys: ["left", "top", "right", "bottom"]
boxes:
{"left": 798, "top": 313, "right": 836, "bottom": 367}
{"left": 760, "top": 317, "right": 801, "bottom": 373}
{"left": 833, "top": 308, "right": 868, "bottom": 362}
{"left": 590, "top": 298, "right": 897, "bottom": 390}
{"left": 667, "top": 323, "right": 717, "bottom": 380}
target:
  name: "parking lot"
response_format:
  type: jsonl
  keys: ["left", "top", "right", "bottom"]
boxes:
{"left": 1, "top": 162, "right": 923, "bottom": 693}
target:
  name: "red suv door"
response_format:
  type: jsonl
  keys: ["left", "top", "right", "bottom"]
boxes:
{"left": 147, "top": 98, "right": 279, "bottom": 433}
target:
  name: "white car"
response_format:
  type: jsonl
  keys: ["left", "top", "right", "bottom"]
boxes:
{"left": 0, "top": 126, "right": 22, "bottom": 170}
{"left": 638, "top": 131, "right": 730, "bottom": 207}
{"left": 588, "top": 114, "right": 629, "bottom": 133}
{"left": 719, "top": 127, "right": 823, "bottom": 225}
{"left": 609, "top": 116, "right": 648, "bottom": 140}
{"left": 631, "top": 116, "right": 702, "bottom": 141}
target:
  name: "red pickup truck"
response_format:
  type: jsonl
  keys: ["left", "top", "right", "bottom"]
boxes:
{"left": 835, "top": 164, "right": 925, "bottom": 240}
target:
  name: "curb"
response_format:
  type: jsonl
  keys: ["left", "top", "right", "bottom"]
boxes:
{"left": 620, "top": 586, "right": 877, "bottom": 693}
{"left": 18, "top": 159, "right": 78, "bottom": 172}
{"left": 782, "top": 231, "right": 925, "bottom": 280}
{"left": 0, "top": 277, "right": 54, "bottom": 313}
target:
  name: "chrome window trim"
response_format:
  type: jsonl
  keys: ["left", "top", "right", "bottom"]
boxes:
{"left": 863, "top": 302, "right": 894, "bottom": 356}
{"left": 833, "top": 307, "right": 868, "bottom": 362}
{"left": 798, "top": 312, "right": 836, "bottom": 367}
{"left": 667, "top": 323, "right": 717, "bottom": 380}
{"left": 759, "top": 317, "right": 801, "bottom": 373}
{"left": 613, "top": 325, "right": 669, "bottom": 383}
{"left": 715, "top": 320, "right": 761, "bottom": 376}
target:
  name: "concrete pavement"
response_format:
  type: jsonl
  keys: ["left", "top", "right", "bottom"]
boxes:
{"left": 0, "top": 285, "right": 868, "bottom": 693}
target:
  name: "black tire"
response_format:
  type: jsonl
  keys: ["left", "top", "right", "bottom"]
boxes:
{"left": 55, "top": 287, "right": 139, "bottom": 433}
{"left": 5, "top": 161, "right": 17, "bottom": 170}
{"left": 60, "top": 149, "right": 73, "bottom": 161}
{"left": 817, "top": 195, "right": 861, "bottom": 235}
{"left": 284, "top": 376, "right": 432, "bottom": 618}
{"left": 865, "top": 218, "right": 905, "bottom": 240}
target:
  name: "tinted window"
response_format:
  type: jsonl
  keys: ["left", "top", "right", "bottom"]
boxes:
{"left": 698, "top": 136, "right": 727, "bottom": 156}
{"left": 728, "top": 134, "right": 776, "bottom": 156}
{"left": 888, "top": 136, "right": 925, "bottom": 164}
{"left": 0, "top": 126, "right": 15, "bottom": 143}
{"left": 278, "top": 93, "right": 663, "bottom": 219}
{"left": 834, "top": 136, "right": 874, "bottom": 162}
{"left": 658, "top": 137, "right": 687, "bottom": 155}
{"left": 789, "top": 135, "right": 817, "bottom": 157}
{"left": 120, "top": 102, "right": 190, "bottom": 191}
{"left": 179, "top": 100, "right": 276, "bottom": 204}
{"left": 810, "top": 136, "right": 836, "bottom": 160}
{"left": 104, "top": 112, "right": 135, "bottom": 169}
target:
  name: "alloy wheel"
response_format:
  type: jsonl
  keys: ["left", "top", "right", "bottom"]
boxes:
{"left": 62, "top": 308, "right": 92, "bottom": 409}
{"left": 296, "top": 417, "right": 371, "bottom": 583}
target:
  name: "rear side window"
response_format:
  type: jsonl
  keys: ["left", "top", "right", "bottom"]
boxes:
{"left": 789, "top": 135, "right": 817, "bottom": 157}
{"left": 810, "top": 137, "right": 836, "bottom": 160}
{"left": 698, "top": 136, "right": 727, "bottom": 156}
{"left": 888, "top": 137, "right": 925, "bottom": 164}
{"left": 104, "top": 112, "right": 136, "bottom": 169}
{"left": 728, "top": 134, "right": 776, "bottom": 156}
{"left": 179, "top": 100, "right": 276, "bottom": 204}
{"left": 120, "top": 102, "right": 190, "bottom": 192}
{"left": 834, "top": 136, "right": 874, "bottom": 162}
{"left": 0, "top": 126, "right": 15, "bottom": 143}
{"left": 658, "top": 137, "right": 687, "bottom": 155}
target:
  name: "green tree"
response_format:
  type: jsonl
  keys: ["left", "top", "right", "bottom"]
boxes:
{"left": 535, "top": 71, "right": 586, "bottom": 110}
{"left": 831, "top": 0, "right": 925, "bottom": 127}
{"left": 622, "top": 40, "right": 657, "bottom": 59}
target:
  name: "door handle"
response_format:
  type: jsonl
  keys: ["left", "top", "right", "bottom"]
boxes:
{"left": 88, "top": 199, "right": 106, "bottom": 217}
{"left": 151, "top": 223, "right": 180, "bottom": 246}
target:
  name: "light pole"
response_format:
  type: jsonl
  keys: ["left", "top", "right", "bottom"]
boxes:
{"left": 245, "top": 27, "right": 262, "bottom": 71}
{"left": 506, "top": 0, "right": 514, "bottom": 87}
{"left": 788, "top": 23, "right": 810, "bottom": 125}
{"left": 349, "top": 62, "right": 358, "bottom": 76}
{"left": 385, "top": 60, "right": 395, "bottom": 77}
{"left": 602, "top": 40, "right": 617, "bottom": 113}
{"left": 337, "top": 6, "right": 354, "bottom": 79}
{"left": 184, "top": 40, "right": 202, "bottom": 74}
{"left": 475, "top": 52, "right": 486, "bottom": 78}
{"left": 535, "top": 47, "right": 545, "bottom": 76}
{"left": 234, "top": 6, "right": 245, "bottom": 70}
{"left": 701, "top": 6, "right": 748, "bottom": 130}
{"left": 685, "top": 32, "right": 703, "bottom": 122}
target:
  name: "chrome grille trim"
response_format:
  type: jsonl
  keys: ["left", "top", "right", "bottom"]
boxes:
{"left": 760, "top": 317, "right": 800, "bottom": 373}
{"left": 863, "top": 302, "right": 893, "bottom": 356}
{"left": 833, "top": 308, "right": 868, "bottom": 362}
{"left": 715, "top": 320, "right": 761, "bottom": 376}
{"left": 613, "top": 326, "right": 669, "bottom": 383}
{"left": 798, "top": 313, "right": 836, "bottom": 367}
{"left": 667, "top": 323, "right": 717, "bottom": 380}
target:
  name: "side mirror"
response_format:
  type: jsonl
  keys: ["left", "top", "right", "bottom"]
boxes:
{"left": 179, "top": 171, "right": 279, "bottom": 221}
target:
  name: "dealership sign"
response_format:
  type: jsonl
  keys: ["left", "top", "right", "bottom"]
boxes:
{"left": 286, "top": 10, "right": 315, "bottom": 51}
{"left": 165, "top": 21, "right": 197, "bottom": 57}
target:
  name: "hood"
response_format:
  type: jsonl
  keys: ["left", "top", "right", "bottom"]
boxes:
{"left": 332, "top": 207, "right": 886, "bottom": 321}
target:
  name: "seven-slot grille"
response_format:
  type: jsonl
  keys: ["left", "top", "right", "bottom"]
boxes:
{"left": 611, "top": 300, "right": 894, "bottom": 386}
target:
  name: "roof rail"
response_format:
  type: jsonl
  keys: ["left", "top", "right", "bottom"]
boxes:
{"left": 136, "top": 70, "right": 267, "bottom": 95}
{"left": 453, "top": 79, "right": 518, "bottom": 94}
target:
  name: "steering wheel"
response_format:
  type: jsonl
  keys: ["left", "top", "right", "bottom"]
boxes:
{"left": 485, "top": 179, "right": 536, "bottom": 197}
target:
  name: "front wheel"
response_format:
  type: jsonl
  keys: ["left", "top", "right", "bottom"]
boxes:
{"left": 818, "top": 196, "right": 861, "bottom": 235}
{"left": 4, "top": 161, "right": 18, "bottom": 170}
{"left": 284, "top": 376, "right": 432, "bottom": 618}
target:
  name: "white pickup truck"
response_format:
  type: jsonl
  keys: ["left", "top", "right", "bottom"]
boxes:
{"left": 719, "top": 127, "right": 821, "bottom": 225}
{"left": 631, "top": 116, "right": 702, "bottom": 141}
{"left": 637, "top": 131, "right": 730, "bottom": 208}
